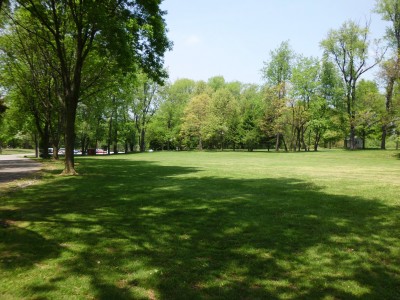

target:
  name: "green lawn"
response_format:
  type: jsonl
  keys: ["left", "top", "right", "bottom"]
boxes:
{"left": 1, "top": 150, "right": 399, "bottom": 299}
{"left": 0, "top": 148, "right": 36, "bottom": 155}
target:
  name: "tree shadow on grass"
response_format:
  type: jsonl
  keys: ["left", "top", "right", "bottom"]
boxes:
{"left": 0, "top": 224, "right": 61, "bottom": 269}
{"left": 1, "top": 158, "right": 400, "bottom": 299}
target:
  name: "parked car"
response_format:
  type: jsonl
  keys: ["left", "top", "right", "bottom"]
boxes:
{"left": 96, "top": 149, "right": 107, "bottom": 154}
{"left": 58, "top": 148, "right": 65, "bottom": 155}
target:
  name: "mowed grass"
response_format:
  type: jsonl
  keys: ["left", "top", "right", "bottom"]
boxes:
{"left": 1, "top": 150, "right": 399, "bottom": 299}
{"left": 0, "top": 148, "right": 36, "bottom": 155}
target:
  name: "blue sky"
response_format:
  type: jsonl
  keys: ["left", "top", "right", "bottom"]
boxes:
{"left": 161, "top": 0, "right": 389, "bottom": 85}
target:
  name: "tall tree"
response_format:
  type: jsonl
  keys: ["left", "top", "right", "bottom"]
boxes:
{"left": 9, "top": 0, "right": 171, "bottom": 174}
{"left": 262, "top": 40, "right": 294, "bottom": 99}
{"left": 148, "top": 78, "right": 196, "bottom": 150}
{"left": 355, "top": 79, "right": 385, "bottom": 148}
{"left": 180, "top": 93, "right": 211, "bottom": 150}
{"left": 205, "top": 88, "right": 239, "bottom": 150}
{"left": 289, "top": 55, "right": 321, "bottom": 151}
{"left": 132, "top": 74, "right": 162, "bottom": 152}
{"left": 260, "top": 86, "right": 289, "bottom": 152}
{"left": 375, "top": 0, "right": 400, "bottom": 149}
{"left": 262, "top": 41, "right": 294, "bottom": 150}
{"left": 239, "top": 84, "right": 263, "bottom": 151}
{"left": 321, "top": 20, "right": 381, "bottom": 150}
{"left": 0, "top": 16, "right": 64, "bottom": 158}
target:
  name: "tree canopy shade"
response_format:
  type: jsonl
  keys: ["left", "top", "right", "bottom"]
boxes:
{"left": 9, "top": 0, "right": 171, "bottom": 174}
{"left": 0, "top": 0, "right": 8, "bottom": 11}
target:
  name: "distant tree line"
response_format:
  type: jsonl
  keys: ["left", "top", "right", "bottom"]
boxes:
{"left": 1, "top": 1, "right": 400, "bottom": 169}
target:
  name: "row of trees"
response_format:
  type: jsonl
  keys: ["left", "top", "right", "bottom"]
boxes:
{"left": 0, "top": 0, "right": 171, "bottom": 174}
{"left": 1, "top": 1, "right": 400, "bottom": 175}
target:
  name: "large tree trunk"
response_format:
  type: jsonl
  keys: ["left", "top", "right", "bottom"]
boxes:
{"left": 62, "top": 95, "right": 78, "bottom": 175}
{"left": 140, "top": 128, "right": 146, "bottom": 152}
{"left": 40, "top": 122, "right": 51, "bottom": 158}
{"left": 34, "top": 133, "right": 39, "bottom": 158}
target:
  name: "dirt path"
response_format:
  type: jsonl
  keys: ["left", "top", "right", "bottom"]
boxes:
{"left": 0, "top": 154, "right": 42, "bottom": 184}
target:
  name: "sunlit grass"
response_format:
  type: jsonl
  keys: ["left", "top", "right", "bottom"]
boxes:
{"left": 1, "top": 149, "right": 400, "bottom": 299}
{"left": 0, "top": 148, "right": 35, "bottom": 155}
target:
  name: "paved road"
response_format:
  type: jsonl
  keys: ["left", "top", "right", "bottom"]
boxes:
{"left": 0, "top": 154, "right": 42, "bottom": 184}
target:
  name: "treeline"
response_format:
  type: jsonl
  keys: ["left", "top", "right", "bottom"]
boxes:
{"left": 144, "top": 68, "right": 399, "bottom": 152}
{"left": 1, "top": 1, "right": 400, "bottom": 166}
{"left": 0, "top": 0, "right": 171, "bottom": 174}
{"left": 2, "top": 68, "right": 399, "bottom": 154}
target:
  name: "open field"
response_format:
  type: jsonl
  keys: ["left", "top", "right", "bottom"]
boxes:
{"left": 1, "top": 150, "right": 400, "bottom": 299}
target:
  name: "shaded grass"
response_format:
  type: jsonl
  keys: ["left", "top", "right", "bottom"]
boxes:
{"left": 1, "top": 150, "right": 400, "bottom": 299}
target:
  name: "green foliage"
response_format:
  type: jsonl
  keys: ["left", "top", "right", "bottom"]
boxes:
{"left": 180, "top": 93, "right": 211, "bottom": 149}
{"left": 355, "top": 79, "right": 386, "bottom": 142}
{"left": 148, "top": 79, "right": 196, "bottom": 150}
{"left": 321, "top": 20, "right": 381, "bottom": 149}
{"left": 239, "top": 85, "right": 264, "bottom": 151}
{"left": 262, "top": 40, "right": 295, "bottom": 98}
{"left": 375, "top": 0, "right": 400, "bottom": 49}
{"left": 1, "top": 0, "right": 172, "bottom": 173}
{"left": 1, "top": 2, "right": 397, "bottom": 155}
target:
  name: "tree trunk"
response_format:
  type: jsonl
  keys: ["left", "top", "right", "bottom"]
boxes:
{"left": 297, "top": 128, "right": 301, "bottom": 152}
{"left": 361, "top": 130, "right": 366, "bottom": 150}
{"left": 381, "top": 125, "right": 387, "bottom": 150}
{"left": 113, "top": 123, "right": 118, "bottom": 154}
{"left": 350, "top": 124, "right": 356, "bottom": 150}
{"left": 40, "top": 122, "right": 51, "bottom": 158}
{"left": 382, "top": 76, "right": 395, "bottom": 149}
{"left": 282, "top": 135, "right": 288, "bottom": 152}
{"left": 314, "top": 131, "right": 320, "bottom": 152}
{"left": 34, "top": 133, "right": 39, "bottom": 158}
{"left": 275, "top": 133, "right": 280, "bottom": 151}
{"left": 140, "top": 128, "right": 146, "bottom": 152}
{"left": 107, "top": 115, "right": 113, "bottom": 155}
{"left": 52, "top": 140, "right": 60, "bottom": 160}
{"left": 62, "top": 96, "right": 78, "bottom": 175}
{"left": 52, "top": 144, "right": 59, "bottom": 160}
{"left": 301, "top": 125, "right": 307, "bottom": 151}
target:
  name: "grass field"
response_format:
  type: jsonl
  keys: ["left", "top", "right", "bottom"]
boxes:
{"left": 0, "top": 148, "right": 35, "bottom": 155}
{"left": 1, "top": 150, "right": 399, "bottom": 299}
